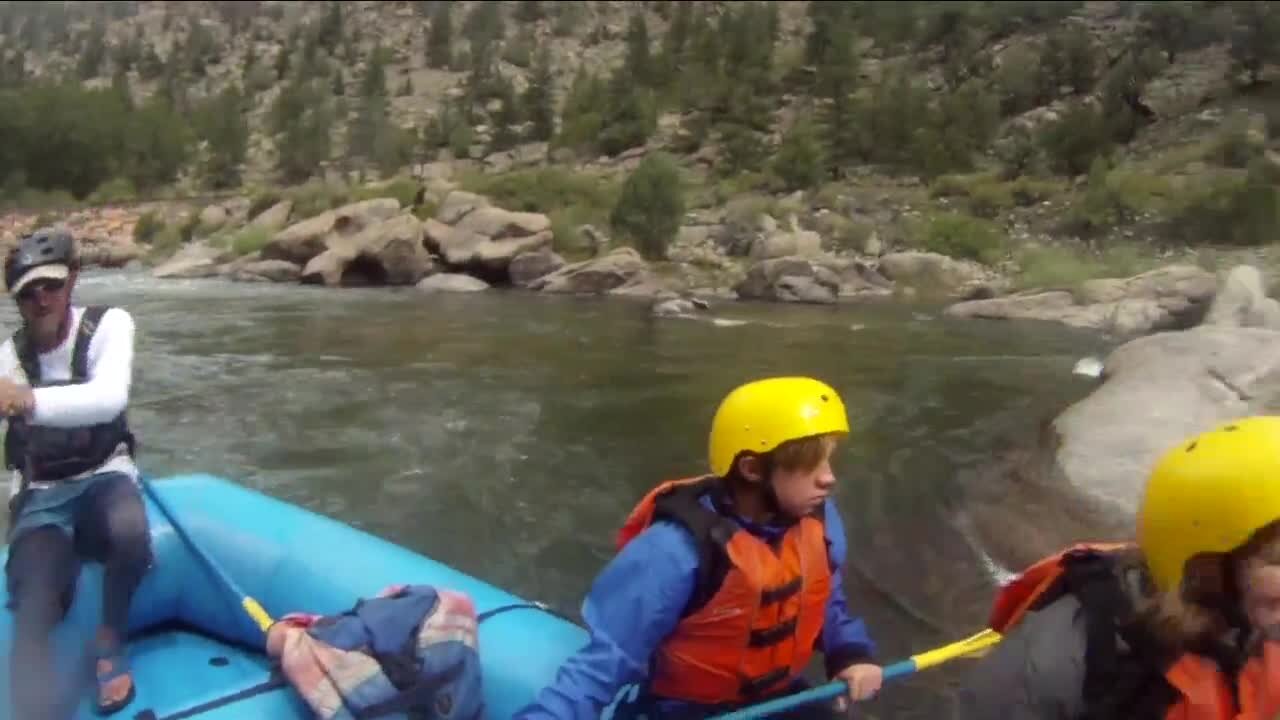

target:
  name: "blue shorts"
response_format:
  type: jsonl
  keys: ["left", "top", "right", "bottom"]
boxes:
{"left": 4, "top": 471, "right": 151, "bottom": 612}
{"left": 7, "top": 471, "right": 137, "bottom": 546}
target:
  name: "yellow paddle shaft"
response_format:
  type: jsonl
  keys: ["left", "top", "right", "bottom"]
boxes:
{"left": 242, "top": 596, "right": 274, "bottom": 633}
{"left": 911, "top": 628, "right": 1003, "bottom": 671}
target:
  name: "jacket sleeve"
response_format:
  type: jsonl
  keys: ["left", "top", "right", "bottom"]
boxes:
{"left": 513, "top": 521, "right": 699, "bottom": 720}
{"left": 954, "top": 594, "right": 1088, "bottom": 720}
{"left": 0, "top": 339, "right": 18, "bottom": 499}
{"left": 819, "top": 500, "right": 878, "bottom": 676}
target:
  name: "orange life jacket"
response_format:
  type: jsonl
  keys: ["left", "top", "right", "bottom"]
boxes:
{"left": 615, "top": 476, "right": 833, "bottom": 705}
{"left": 1236, "top": 640, "right": 1280, "bottom": 720}
{"left": 990, "top": 543, "right": 1241, "bottom": 720}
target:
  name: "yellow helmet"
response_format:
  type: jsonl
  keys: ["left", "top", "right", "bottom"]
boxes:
{"left": 1138, "top": 415, "right": 1280, "bottom": 593}
{"left": 707, "top": 376, "right": 850, "bottom": 478}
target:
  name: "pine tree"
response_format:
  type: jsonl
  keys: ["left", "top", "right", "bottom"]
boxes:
{"left": 624, "top": 12, "right": 653, "bottom": 88}
{"left": 463, "top": 2, "right": 504, "bottom": 54}
{"left": 120, "top": 94, "right": 193, "bottom": 191}
{"left": 193, "top": 85, "right": 249, "bottom": 189}
{"left": 110, "top": 64, "right": 133, "bottom": 111}
{"left": 680, "top": 5, "right": 722, "bottom": 113}
{"left": 349, "top": 48, "right": 392, "bottom": 167}
{"left": 598, "top": 71, "right": 657, "bottom": 156}
{"left": 489, "top": 75, "right": 521, "bottom": 152}
{"left": 812, "top": 4, "right": 857, "bottom": 100}
{"left": 185, "top": 19, "right": 216, "bottom": 77}
{"left": 772, "top": 112, "right": 825, "bottom": 191}
{"left": 275, "top": 38, "right": 292, "bottom": 80}
{"left": 523, "top": 45, "right": 555, "bottom": 142}
{"left": 273, "top": 79, "right": 332, "bottom": 183}
{"left": 806, "top": 2, "right": 856, "bottom": 67}
{"left": 514, "top": 1, "right": 544, "bottom": 23}
{"left": 77, "top": 22, "right": 106, "bottom": 79}
{"left": 1139, "top": 0, "right": 1210, "bottom": 64}
{"left": 316, "top": 2, "right": 343, "bottom": 54}
{"left": 554, "top": 67, "right": 606, "bottom": 152}
{"left": 1040, "top": 24, "right": 1097, "bottom": 95}
{"left": 362, "top": 46, "right": 389, "bottom": 96}
{"left": 427, "top": 2, "right": 453, "bottom": 69}
{"left": 656, "top": 0, "right": 692, "bottom": 90}
{"left": 1229, "top": 1, "right": 1280, "bottom": 87}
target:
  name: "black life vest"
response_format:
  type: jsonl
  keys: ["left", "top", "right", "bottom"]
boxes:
{"left": 4, "top": 306, "right": 136, "bottom": 485}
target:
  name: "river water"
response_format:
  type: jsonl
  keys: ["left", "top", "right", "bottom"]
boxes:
{"left": 1, "top": 269, "right": 1116, "bottom": 718}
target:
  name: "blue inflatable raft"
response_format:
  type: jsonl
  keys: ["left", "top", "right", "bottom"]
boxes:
{"left": 0, "top": 474, "right": 594, "bottom": 720}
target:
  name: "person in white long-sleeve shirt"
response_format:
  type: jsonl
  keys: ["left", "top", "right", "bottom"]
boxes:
{"left": 0, "top": 227, "right": 149, "bottom": 719}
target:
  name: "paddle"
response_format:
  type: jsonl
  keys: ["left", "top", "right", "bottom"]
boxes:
{"left": 139, "top": 476, "right": 274, "bottom": 635}
{"left": 706, "top": 628, "right": 1003, "bottom": 720}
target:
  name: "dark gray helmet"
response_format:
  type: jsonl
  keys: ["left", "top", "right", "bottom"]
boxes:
{"left": 5, "top": 227, "right": 78, "bottom": 293}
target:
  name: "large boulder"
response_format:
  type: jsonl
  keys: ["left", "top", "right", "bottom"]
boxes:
{"left": 425, "top": 201, "right": 554, "bottom": 276}
{"left": 198, "top": 204, "right": 229, "bottom": 232}
{"left": 877, "top": 251, "right": 994, "bottom": 297}
{"left": 1055, "top": 326, "right": 1280, "bottom": 518}
{"left": 247, "top": 200, "right": 294, "bottom": 234}
{"left": 508, "top": 250, "right": 566, "bottom": 287}
{"left": 826, "top": 258, "right": 895, "bottom": 300}
{"left": 300, "top": 214, "right": 433, "bottom": 287}
{"left": 20, "top": 207, "right": 145, "bottom": 270}
{"left": 435, "top": 191, "right": 490, "bottom": 225}
{"left": 229, "top": 259, "right": 303, "bottom": 283}
{"left": 80, "top": 241, "right": 142, "bottom": 269}
{"left": 529, "top": 247, "right": 649, "bottom": 295}
{"left": 735, "top": 257, "right": 840, "bottom": 305}
{"left": 152, "top": 243, "right": 229, "bottom": 279}
{"left": 749, "top": 216, "right": 823, "bottom": 260}
{"left": 262, "top": 198, "right": 401, "bottom": 265}
{"left": 944, "top": 264, "right": 1217, "bottom": 335}
{"left": 965, "top": 325, "right": 1280, "bottom": 572}
{"left": 1203, "top": 265, "right": 1280, "bottom": 331}
{"left": 453, "top": 206, "right": 550, "bottom": 239}
{"left": 416, "top": 273, "right": 490, "bottom": 293}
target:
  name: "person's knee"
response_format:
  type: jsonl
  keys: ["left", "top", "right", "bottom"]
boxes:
{"left": 14, "top": 583, "right": 70, "bottom": 633}
{"left": 106, "top": 512, "right": 151, "bottom": 571}
{"left": 98, "top": 478, "right": 152, "bottom": 566}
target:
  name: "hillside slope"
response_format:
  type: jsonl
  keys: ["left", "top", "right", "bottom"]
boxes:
{"left": 2, "top": 1, "right": 1280, "bottom": 293}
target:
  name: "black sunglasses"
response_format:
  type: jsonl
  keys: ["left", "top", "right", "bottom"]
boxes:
{"left": 16, "top": 278, "right": 66, "bottom": 303}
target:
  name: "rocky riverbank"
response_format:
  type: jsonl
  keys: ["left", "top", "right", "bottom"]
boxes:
{"left": 4, "top": 184, "right": 1278, "bottom": 340}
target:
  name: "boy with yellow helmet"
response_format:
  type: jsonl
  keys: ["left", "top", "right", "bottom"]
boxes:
{"left": 516, "top": 377, "right": 882, "bottom": 719}
{"left": 960, "top": 415, "right": 1280, "bottom": 720}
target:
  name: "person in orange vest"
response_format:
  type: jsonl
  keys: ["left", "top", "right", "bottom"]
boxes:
{"left": 957, "top": 415, "right": 1280, "bottom": 720}
{"left": 516, "top": 377, "right": 882, "bottom": 719}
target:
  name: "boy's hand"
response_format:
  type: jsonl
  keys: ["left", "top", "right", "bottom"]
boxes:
{"left": 832, "top": 663, "right": 883, "bottom": 713}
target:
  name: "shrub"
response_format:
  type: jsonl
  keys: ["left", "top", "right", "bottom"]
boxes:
{"left": 132, "top": 211, "right": 164, "bottom": 244}
{"left": 918, "top": 212, "right": 1005, "bottom": 264}
{"left": 610, "top": 152, "right": 685, "bottom": 260}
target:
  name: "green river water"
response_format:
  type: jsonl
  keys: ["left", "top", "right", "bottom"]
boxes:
{"left": 0, "top": 269, "right": 1117, "bottom": 717}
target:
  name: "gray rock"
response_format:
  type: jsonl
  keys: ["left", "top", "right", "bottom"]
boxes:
{"left": 415, "top": 273, "right": 491, "bottom": 293}
{"left": 1203, "top": 265, "right": 1280, "bottom": 331}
